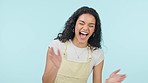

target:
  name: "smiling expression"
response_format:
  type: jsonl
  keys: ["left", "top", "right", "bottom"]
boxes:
{"left": 72, "top": 13, "right": 96, "bottom": 47}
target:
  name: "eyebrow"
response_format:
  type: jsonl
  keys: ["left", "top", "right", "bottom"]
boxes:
{"left": 78, "top": 20, "right": 95, "bottom": 25}
{"left": 78, "top": 20, "right": 85, "bottom": 23}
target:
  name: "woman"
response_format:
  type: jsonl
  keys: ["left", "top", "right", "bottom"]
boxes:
{"left": 42, "top": 6, "right": 126, "bottom": 83}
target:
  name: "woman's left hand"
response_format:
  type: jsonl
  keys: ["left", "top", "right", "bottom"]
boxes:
{"left": 105, "top": 69, "right": 126, "bottom": 83}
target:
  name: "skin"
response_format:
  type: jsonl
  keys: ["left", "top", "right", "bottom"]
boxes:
{"left": 42, "top": 13, "right": 126, "bottom": 83}
{"left": 72, "top": 14, "right": 96, "bottom": 48}
{"left": 42, "top": 47, "right": 61, "bottom": 83}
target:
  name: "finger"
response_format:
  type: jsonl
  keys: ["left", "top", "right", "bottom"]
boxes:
{"left": 116, "top": 75, "right": 126, "bottom": 82}
{"left": 117, "top": 74, "right": 126, "bottom": 77}
{"left": 50, "top": 47, "right": 56, "bottom": 56}
{"left": 48, "top": 47, "right": 52, "bottom": 56}
{"left": 49, "top": 47, "right": 56, "bottom": 60}
{"left": 116, "top": 74, "right": 126, "bottom": 79}
{"left": 57, "top": 49, "right": 61, "bottom": 56}
{"left": 113, "top": 69, "right": 120, "bottom": 74}
{"left": 117, "top": 77, "right": 126, "bottom": 82}
{"left": 57, "top": 49, "right": 62, "bottom": 62}
{"left": 110, "top": 69, "right": 121, "bottom": 77}
{"left": 120, "top": 75, "right": 126, "bottom": 79}
{"left": 47, "top": 48, "right": 52, "bottom": 62}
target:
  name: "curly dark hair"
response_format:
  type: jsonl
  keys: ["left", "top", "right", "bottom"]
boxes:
{"left": 55, "top": 6, "right": 102, "bottom": 50}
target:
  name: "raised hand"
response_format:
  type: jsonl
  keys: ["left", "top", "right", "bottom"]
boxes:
{"left": 42, "top": 47, "right": 62, "bottom": 83}
{"left": 105, "top": 69, "right": 126, "bottom": 83}
{"left": 48, "top": 47, "right": 62, "bottom": 69}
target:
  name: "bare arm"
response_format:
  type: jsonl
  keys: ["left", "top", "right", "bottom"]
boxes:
{"left": 42, "top": 47, "right": 61, "bottom": 83}
{"left": 93, "top": 60, "right": 126, "bottom": 83}
{"left": 93, "top": 60, "right": 104, "bottom": 83}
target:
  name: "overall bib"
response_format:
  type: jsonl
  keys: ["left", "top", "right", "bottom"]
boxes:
{"left": 54, "top": 42, "right": 92, "bottom": 83}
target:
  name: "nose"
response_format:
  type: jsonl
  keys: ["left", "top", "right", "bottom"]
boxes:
{"left": 82, "top": 25, "right": 88, "bottom": 31}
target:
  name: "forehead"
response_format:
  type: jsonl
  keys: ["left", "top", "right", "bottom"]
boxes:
{"left": 77, "top": 14, "right": 96, "bottom": 23}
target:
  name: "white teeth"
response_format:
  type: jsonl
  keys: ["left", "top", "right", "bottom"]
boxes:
{"left": 80, "top": 31, "right": 88, "bottom": 35}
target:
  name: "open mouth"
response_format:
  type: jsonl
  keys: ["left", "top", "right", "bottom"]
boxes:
{"left": 79, "top": 31, "right": 89, "bottom": 39}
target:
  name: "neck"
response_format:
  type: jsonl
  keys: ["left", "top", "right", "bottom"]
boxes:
{"left": 72, "top": 38, "right": 88, "bottom": 48}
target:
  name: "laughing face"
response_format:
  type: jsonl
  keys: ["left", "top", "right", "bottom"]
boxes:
{"left": 72, "top": 13, "right": 96, "bottom": 47}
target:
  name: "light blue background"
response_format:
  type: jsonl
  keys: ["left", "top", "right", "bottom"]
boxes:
{"left": 0, "top": 0, "right": 148, "bottom": 83}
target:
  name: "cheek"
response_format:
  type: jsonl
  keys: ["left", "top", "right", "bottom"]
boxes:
{"left": 75, "top": 24, "right": 81, "bottom": 33}
{"left": 90, "top": 28, "right": 95, "bottom": 34}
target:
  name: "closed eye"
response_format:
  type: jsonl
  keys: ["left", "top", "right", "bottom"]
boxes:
{"left": 88, "top": 23, "right": 95, "bottom": 28}
{"left": 79, "top": 22, "right": 84, "bottom": 25}
{"left": 89, "top": 25, "right": 95, "bottom": 28}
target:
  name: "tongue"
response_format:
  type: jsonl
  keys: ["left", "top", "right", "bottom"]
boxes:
{"left": 80, "top": 34, "right": 86, "bottom": 39}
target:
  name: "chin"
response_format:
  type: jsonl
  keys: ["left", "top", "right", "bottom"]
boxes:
{"left": 78, "top": 38, "right": 88, "bottom": 44}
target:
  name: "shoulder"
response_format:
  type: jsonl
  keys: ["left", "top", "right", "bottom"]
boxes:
{"left": 91, "top": 48, "right": 104, "bottom": 66}
{"left": 92, "top": 48, "right": 104, "bottom": 57}
{"left": 48, "top": 39, "right": 64, "bottom": 48}
{"left": 49, "top": 39, "right": 61, "bottom": 44}
{"left": 48, "top": 39, "right": 65, "bottom": 55}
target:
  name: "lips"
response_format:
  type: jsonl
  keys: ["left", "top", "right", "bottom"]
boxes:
{"left": 79, "top": 31, "right": 88, "bottom": 39}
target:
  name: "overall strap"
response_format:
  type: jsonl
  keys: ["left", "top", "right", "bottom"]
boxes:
{"left": 87, "top": 46, "right": 92, "bottom": 61}
{"left": 62, "top": 41, "right": 68, "bottom": 58}
{"left": 62, "top": 41, "right": 92, "bottom": 61}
